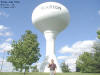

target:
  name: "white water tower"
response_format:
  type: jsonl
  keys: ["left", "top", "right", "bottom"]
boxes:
{"left": 32, "top": 2, "right": 70, "bottom": 72}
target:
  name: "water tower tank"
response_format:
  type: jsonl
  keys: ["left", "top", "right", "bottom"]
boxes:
{"left": 32, "top": 2, "right": 70, "bottom": 33}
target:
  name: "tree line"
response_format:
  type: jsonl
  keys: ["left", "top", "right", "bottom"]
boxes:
{"left": 76, "top": 30, "right": 100, "bottom": 73}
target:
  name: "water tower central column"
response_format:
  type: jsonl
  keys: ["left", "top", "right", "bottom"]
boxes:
{"left": 44, "top": 31, "right": 56, "bottom": 57}
{"left": 44, "top": 30, "right": 61, "bottom": 72}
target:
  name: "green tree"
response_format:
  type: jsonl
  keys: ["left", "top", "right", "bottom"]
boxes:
{"left": 31, "top": 65, "right": 39, "bottom": 72}
{"left": 7, "top": 30, "right": 41, "bottom": 74}
{"left": 76, "top": 30, "right": 100, "bottom": 73}
{"left": 97, "top": 30, "right": 100, "bottom": 39}
{"left": 61, "top": 62, "right": 70, "bottom": 72}
{"left": 92, "top": 30, "right": 100, "bottom": 72}
{"left": 76, "top": 52, "right": 96, "bottom": 73}
{"left": 76, "top": 65, "right": 80, "bottom": 72}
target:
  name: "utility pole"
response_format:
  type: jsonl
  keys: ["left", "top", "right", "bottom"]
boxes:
{"left": 0, "top": 50, "right": 6, "bottom": 72}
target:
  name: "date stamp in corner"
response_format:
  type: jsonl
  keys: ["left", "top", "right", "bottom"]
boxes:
{"left": 0, "top": 0, "right": 20, "bottom": 8}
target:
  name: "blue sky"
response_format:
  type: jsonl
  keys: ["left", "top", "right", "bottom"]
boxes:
{"left": 0, "top": 0, "right": 100, "bottom": 72}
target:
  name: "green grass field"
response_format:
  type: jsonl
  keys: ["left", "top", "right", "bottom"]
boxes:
{"left": 0, "top": 72, "right": 100, "bottom": 75}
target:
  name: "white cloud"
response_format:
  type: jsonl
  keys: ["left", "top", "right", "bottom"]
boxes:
{"left": 0, "top": 58, "right": 6, "bottom": 62}
{"left": 98, "top": 10, "right": 100, "bottom": 16}
{"left": 59, "top": 40, "right": 94, "bottom": 55}
{"left": 5, "top": 38, "right": 13, "bottom": 42}
{"left": 57, "top": 56, "right": 69, "bottom": 60}
{"left": 0, "top": 32, "right": 12, "bottom": 37}
{"left": 0, "top": 11, "right": 9, "bottom": 17}
{"left": 0, "top": 25, "right": 8, "bottom": 31}
{"left": 59, "top": 45, "right": 73, "bottom": 53}
{"left": 0, "top": 42, "right": 12, "bottom": 53}
{"left": 5, "top": 32, "right": 12, "bottom": 36}
{"left": 0, "top": 25, "right": 12, "bottom": 37}
{"left": 58, "top": 40, "right": 95, "bottom": 72}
